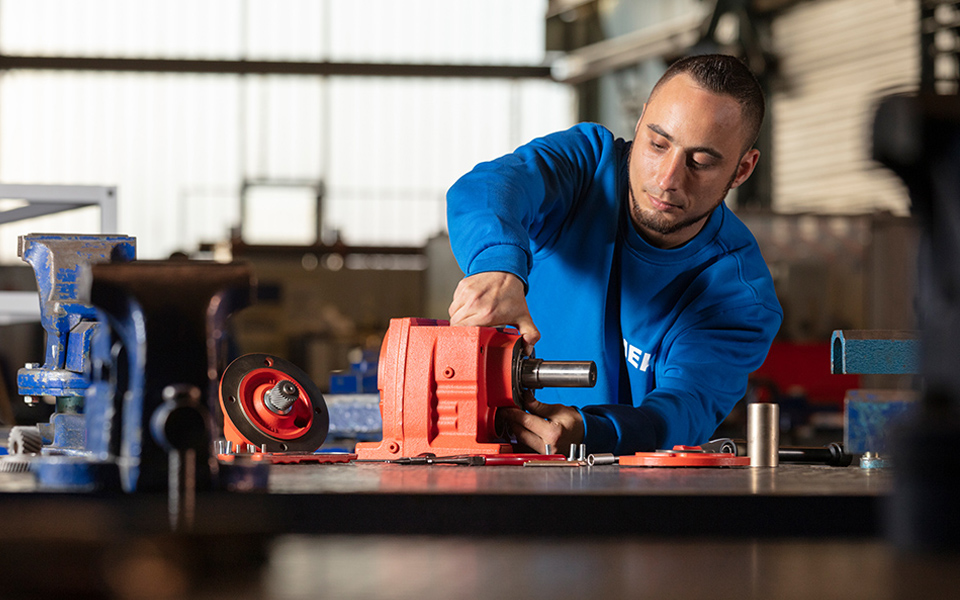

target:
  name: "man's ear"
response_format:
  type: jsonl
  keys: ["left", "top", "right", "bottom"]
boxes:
{"left": 730, "top": 149, "right": 761, "bottom": 189}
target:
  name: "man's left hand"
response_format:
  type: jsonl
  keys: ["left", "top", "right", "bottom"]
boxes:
{"left": 497, "top": 395, "right": 584, "bottom": 454}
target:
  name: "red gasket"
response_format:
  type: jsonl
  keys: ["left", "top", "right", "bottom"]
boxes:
{"left": 619, "top": 451, "right": 749, "bottom": 467}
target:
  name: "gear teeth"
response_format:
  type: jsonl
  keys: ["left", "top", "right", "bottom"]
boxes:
{"left": 0, "top": 457, "right": 32, "bottom": 473}
{"left": 7, "top": 426, "right": 43, "bottom": 455}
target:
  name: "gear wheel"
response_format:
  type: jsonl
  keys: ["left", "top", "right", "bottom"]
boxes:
{"left": 7, "top": 426, "right": 43, "bottom": 455}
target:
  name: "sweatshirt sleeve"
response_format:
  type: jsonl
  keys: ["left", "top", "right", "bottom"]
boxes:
{"left": 580, "top": 300, "right": 783, "bottom": 454}
{"left": 446, "top": 123, "right": 616, "bottom": 286}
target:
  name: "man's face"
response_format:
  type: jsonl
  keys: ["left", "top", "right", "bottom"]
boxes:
{"left": 628, "top": 73, "right": 760, "bottom": 249}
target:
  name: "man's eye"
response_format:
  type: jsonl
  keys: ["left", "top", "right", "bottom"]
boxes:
{"left": 689, "top": 156, "right": 714, "bottom": 170}
{"left": 649, "top": 140, "right": 666, "bottom": 150}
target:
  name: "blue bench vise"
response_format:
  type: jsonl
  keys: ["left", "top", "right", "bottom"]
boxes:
{"left": 12, "top": 233, "right": 135, "bottom": 455}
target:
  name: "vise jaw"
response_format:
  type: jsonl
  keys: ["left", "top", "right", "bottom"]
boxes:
{"left": 16, "top": 233, "right": 136, "bottom": 399}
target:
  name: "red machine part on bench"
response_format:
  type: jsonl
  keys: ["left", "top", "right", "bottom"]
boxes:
{"left": 355, "top": 318, "right": 596, "bottom": 460}
{"left": 218, "top": 353, "right": 330, "bottom": 455}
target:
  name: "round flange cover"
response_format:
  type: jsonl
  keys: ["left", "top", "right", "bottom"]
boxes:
{"left": 219, "top": 353, "right": 329, "bottom": 452}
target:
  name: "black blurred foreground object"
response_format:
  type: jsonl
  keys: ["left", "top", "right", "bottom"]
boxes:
{"left": 873, "top": 94, "right": 960, "bottom": 552}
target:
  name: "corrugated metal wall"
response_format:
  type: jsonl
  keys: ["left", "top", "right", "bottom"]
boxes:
{"left": 770, "top": 0, "right": 919, "bottom": 214}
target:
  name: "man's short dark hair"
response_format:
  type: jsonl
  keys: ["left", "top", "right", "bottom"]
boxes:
{"left": 651, "top": 54, "right": 765, "bottom": 153}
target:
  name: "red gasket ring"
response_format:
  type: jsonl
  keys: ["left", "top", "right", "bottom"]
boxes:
{"left": 619, "top": 451, "right": 750, "bottom": 467}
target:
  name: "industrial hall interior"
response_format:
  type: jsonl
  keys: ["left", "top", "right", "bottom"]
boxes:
{"left": 1, "top": 0, "right": 958, "bottom": 598}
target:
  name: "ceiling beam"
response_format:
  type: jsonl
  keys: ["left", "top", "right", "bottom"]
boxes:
{"left": 0, "top": 55, "right": 554, "bottom": 79}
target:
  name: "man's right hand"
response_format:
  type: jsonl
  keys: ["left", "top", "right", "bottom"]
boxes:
{"left": 448, "top": 271, "right": 540, "bottom": 353}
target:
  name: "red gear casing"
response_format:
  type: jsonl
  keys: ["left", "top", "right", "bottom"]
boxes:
{"left": 355, "top": 318, "right": 523, "bottom": 459}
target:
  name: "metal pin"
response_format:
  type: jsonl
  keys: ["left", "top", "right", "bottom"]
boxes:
{"left": 261, "top": 444, "right": 268, "bottom": 454}
{"left": 544, "top": 443, "right": 553, "bottom": 455}
{"left": 225, "top": 440, "right": 234, "bottom": 455}
{"left": 578, "top": 444, "right": 586, "bottom": 461}
{"left": 568, "top": 443, "right": 577, "bottom": 461}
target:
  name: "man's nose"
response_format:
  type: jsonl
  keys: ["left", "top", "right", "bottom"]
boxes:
{"left": 656, "top": 151, "right": 684, "bottom": 191}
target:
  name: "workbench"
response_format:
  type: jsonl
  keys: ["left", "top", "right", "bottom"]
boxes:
{"left": 2, "top": 462, "right": 956, "bottom": 599}
{"left": 0, "top": 462, "right": 887, "bottom": 537}
{"left": 265, "top": 462, "right": 887, "bottom": 536}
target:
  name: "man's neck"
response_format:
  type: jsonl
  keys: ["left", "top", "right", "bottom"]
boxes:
{"left": 633, "top": 213, "right": 710, "bottom": 250}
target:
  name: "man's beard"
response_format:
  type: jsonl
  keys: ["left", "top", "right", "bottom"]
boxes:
{"left": 627, "top": 183, "right": 728, "bottom": 236}
{"left": 626, "top": 147, "right": 738, "bottom": 237}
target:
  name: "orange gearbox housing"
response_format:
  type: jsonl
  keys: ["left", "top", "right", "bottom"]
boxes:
{"left": 355, "top": 318, "right": 523, "bottom": 459}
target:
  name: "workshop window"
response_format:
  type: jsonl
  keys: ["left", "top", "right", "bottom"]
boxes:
{"left": 0, "top": 0, "right": 574, "bottom": 261}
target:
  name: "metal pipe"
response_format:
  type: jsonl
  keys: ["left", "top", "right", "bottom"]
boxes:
{"left": 520, "top": 359, "right": 597, "bottom": 389}
{"left": 586, "top": 453, "right": 617, "bottom": 466}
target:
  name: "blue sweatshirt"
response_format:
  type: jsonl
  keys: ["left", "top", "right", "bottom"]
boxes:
{"left": 447, "top": 123, "right": 783, "bottom": 454}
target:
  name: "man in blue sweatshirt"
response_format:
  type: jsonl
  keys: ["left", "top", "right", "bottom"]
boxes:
{"left": 446, "top": 54, "right": 783, "bottom": 455}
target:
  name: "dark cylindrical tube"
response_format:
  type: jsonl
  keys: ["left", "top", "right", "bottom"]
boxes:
{"left": 778, "top": 443, "right": 852, "bottom": 467}
{"left": 520, "top": 359, "right": 597, "bottom": 389}
{"left": 748, "top": 403, "right": 779, "bottom": 467}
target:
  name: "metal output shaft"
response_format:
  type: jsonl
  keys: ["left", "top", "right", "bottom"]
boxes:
{"left": 519, "top": 358, "right": 597, "bottom": 389}
{"left": 264, "top": 380, "right": 299, "bottom": 414}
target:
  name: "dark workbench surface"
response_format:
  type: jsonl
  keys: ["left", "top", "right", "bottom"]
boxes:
{"left": 0, "top": 462, "right": 888, "bottom": 538}
{"left": 259, "top": 462, "right": 889, "bottom": 537}
{"left": 270, "top": 461, "right": 889, "bottom": 496}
